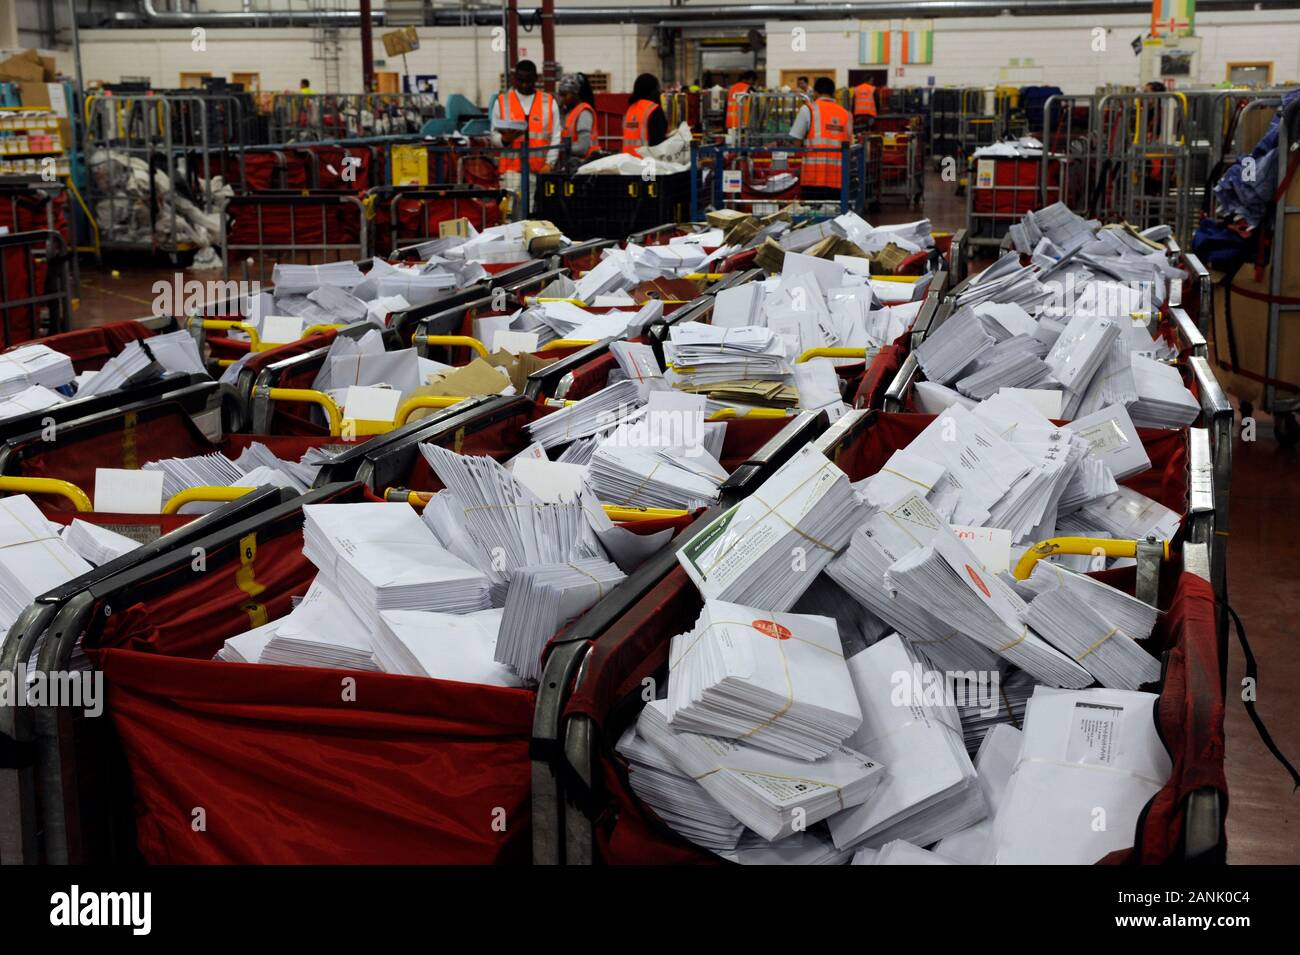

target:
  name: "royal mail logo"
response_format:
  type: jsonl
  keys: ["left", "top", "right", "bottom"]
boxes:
{"left": 965, "top": 564, "right": 991, "bottom": 599}
{"left": 752, "top": 620, "right": 792, "bottom": 640}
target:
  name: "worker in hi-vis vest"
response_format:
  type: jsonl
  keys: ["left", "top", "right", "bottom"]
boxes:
{"left": 790, "top": 77, "right": 852, "bottom": 200}
{"left": 490, "top": 59, "right": 561, "bottom": 215}
{"left": 558, "top": 72, "right": 599, "bottom": 161}
{"left": 623, "top": 73, "right": 668, "bottom": 156}
{"left": 853, "top": 79, "right": 878, "bottom": 132}
{"left": 726, "top": 69, "right": 758, "bottom": 133}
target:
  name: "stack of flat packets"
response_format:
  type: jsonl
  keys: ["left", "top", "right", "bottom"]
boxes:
{"left": 636, "top": 700, "right": 884, "bottom": 842}
{"left": 1021, "top": 562, "right": 1161, "bottom": 690}
{"left": 524, "top": 380, "right": 644, "bottom": 450}
{"left": 827, "top": 635, "right": 987, "bottom": 851}
{"left": 616, "top": 721, "right": 746, "bottom": 852}
{"left": 420, "top": 444, "right": 599, "bottom": 579}
{"left": 666, "top": 601, "right": 863, "bottom": 759}
{"left": 495, "top": 558, "right": 626, "bottom": 681}
{"left": 302, "top": 502, "right": 491, "bottom": 627}
{"left": 676, "top": 444, "right": 865, "bottom": 612}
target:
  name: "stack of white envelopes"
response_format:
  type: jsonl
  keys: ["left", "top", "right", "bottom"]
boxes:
{"left": 587, "top": 443, "right": 722, "bottom": 511}
{"left": 638, "top": 700, "right": 884, "bottom": 843}
{"left": 1129, "top": 354, "right": 1201, "bottom": 427}
{"left": 524, "top": 380, "right": 644, "bottom": 449}
{"left": 302, "top": 502, "right": 491, "bottom": 627}
{"left": 666, "top": 600, "right": 862, "bottom": 760}
{"left": 0, "top": 343, "right": 75, "bottom": 398}
{"left": 615, "top": 722, "right": 746, "bottom": 852}
{"left": 258, "top": 577, "right": 381, "bottom": 671}
{"left": 885, "top": 529, "right": 1093, "bottom": 687}
{"left": 1024, "top": 569, "right": 1161, "bottom": 690}
{"left": 676, "top": 444, "right": 864, "bottom": 612}
{"left": 0, "top": 496, "right": 92, "bottom": 633}
{"left": 663, "top": 322, "right": 791, "bottom": 387}
{"left": 495, "top": 558, "right": 626, "bottom": 681}
{"left": 827, "top": 635, "right": 988, "bottom": 851}
{"left": 373, "top": 607, "right": 522, "bottom": 687}
{"left": 60, "top": 519, "right": 140, "bottom": 566}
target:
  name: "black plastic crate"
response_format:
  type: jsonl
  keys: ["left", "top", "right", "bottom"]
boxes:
{"left": 534, "top": 171, "right": 692, "bottom": 241}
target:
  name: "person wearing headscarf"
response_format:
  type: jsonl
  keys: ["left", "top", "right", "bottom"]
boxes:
{"left": 558, "top": 72, "right": 599, "bottom": 160}
{"left": 623, "top": 73, "right": 668, "bottom": 155}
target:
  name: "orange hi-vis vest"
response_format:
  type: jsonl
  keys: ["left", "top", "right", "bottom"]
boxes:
{"left": 801, "top": 97, "right": 852, "bottom": 189}
{"left": 496, "top": 89, "right": 555, "bottom": 173}
{"left": 562, "top": 101, "right": 598, "bottom": 158}
{"left": 853, "top": 82, "right": 878, "bottom": 118}
{"left": 622, "top": 99, "right": 658, "bottom": 155}
{"left": 726, "top": 82, "right": 750, "bottom": 130}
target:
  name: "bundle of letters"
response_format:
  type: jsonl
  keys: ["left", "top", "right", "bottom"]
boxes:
{"left": 214, "top": 559, "right": 522, "bottom": 689}
{"left": 0, "top": 334, "right": 209, "bottom": 416}
{"left": 418, "top": 443, "right": 663, "bottom": 682}
{"left": 0, "top": 495, "right": 93, "bottom": 635}
{"left": 915, "top": 211, "right": 1197, "bottom": 425}
{"left": 614, "top": 425, "right": 1172, "bottom": 862}
{"left": 303, "top": 327, "right": 462, "bottom": 427}
{"left": 87, "top": 441, "right": 324, "bottom": 515}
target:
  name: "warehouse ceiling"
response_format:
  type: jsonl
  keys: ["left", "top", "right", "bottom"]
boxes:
{"left": 82, "top": 0, "right": 1300, "bottom": 29}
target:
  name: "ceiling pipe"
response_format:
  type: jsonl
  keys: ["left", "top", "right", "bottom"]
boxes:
{"left": 120, "top": 0, "right": 1300, "bottom": 28}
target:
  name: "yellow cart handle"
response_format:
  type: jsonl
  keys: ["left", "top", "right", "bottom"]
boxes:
{"left": 266, "top": 387, "right": 344, "bottom": 437}
{"left": 1012, "top": 536, "right": 1171, "bottom": 580}
{"left": 797, "top": 347, "right": 870, "bottom": 363}
{"left": 301, "top": 323, "right": 350, "bottom": 338}
{"left": 424, "top": 335, "right": 489, "bottom": 358}
{"left": 539, "top": 339, "right": 598, "bottom": 352}
{"left": 684, "top": 273, "right": 725, "bottom": 280}
{"left": 394, "top": 395, "right": 467, "bottom": 426}
{"left": 0, "top": 476, "right": 92, "bottom": 512}
{"left": 198, "top": 319, "right": 262, "bottom": 350}
{"left": 163, "top": 486, "right": 256, "bottom": 514}
{"left": 706, "top": 407, "right": 791, "bottom": 421}
{"left": 523, "top": 296, "right": 588, "bottom": 306}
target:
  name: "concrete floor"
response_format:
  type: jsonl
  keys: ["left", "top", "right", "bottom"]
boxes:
{"left": 62, "top": 169, "right": 1300, "bottom": 864}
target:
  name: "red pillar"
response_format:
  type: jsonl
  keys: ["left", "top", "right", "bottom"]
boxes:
{"left": 541, "top": 0, "right": 557, "bottom": 92}
{"left": 359, "top": 0, "right": 375, "bottom": 93}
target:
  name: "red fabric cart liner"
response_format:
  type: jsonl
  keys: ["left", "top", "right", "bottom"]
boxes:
{"left": 852, "top": 342, "right": 906, "bottom": 408}
{"left": 3, "top": 320, "right": 154, "bottom": 373}
{"left": 96, "top": 649, "right": 535, "bottom": 864}
{"left": 83, "top": 509, "right": 535, "bottom": 864}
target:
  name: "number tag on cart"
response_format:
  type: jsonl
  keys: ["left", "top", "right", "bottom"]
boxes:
{"left": 722, "top": 170, "right": 743, "bottom": 193}
{"left": 976, "top": 159, "right": 996, "bottom": 189}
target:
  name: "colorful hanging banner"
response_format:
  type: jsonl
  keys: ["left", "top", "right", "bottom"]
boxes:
{"left": 1151, "top": 0, "right": 1195, "bottom": 37}
{"left": 900, "top": 19, "right": 934, "bottom": 65}
{"left": 859, "top": 29, "right": 891, "bottom": 65}
{"left": 901, "top": 30, "right": 933, "bottom": 64}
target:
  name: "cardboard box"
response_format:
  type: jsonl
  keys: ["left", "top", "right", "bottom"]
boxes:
{"left": 523, "top": 220, "right": 564, "bottom": 255}
{"left": 0, "top": 50, "right": 45, "bottom": 83}
{"left": 381, "top": 27, "right": 420, "bottom": 57}
{"left": 439, "top": 217, "right": 472, "bottom": 239}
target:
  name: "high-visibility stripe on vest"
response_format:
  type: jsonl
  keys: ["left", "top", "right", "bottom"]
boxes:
{"left": 801, "top": 98, "right": 851, "bottom": 190}
{"left": 496, "top": 89, "right": 555, "bottom": 173}
{"left": 562, "top": 101, "right": 598, "bottom": 158}
{"left": 853, "top": 82, "right": 877, "bottom": 118}
{"left": 622, "top": 99, "right": 659, "bottom": 155}
{"left": 726, "top": 82, "right": 750, "bottom": 130}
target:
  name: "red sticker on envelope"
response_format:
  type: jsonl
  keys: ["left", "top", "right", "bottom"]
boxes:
{"left": 752, "top": 620, "right": 792, "bottom": 640}
{"left": 965, "top": 564, "right": 991, "bottom": 598}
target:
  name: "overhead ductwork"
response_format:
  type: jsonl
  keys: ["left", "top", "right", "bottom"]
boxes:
{"left": 117, "top": 0, "right": 1300, "bottom": 29}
